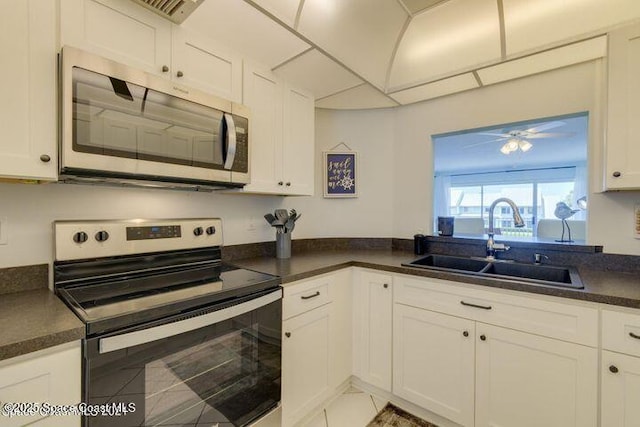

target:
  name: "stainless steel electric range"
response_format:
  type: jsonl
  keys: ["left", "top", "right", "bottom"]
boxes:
{"left": 54, "top": 219, "right": 282, "bottom": 427}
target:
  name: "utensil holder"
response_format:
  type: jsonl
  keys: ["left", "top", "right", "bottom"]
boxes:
{"left": 276, "top": 233, "right": 291, "bottom": 259}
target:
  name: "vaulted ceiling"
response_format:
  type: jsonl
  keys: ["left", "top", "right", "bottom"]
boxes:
{"left": 183, "top": 0, "right": 640, "bottom": 109}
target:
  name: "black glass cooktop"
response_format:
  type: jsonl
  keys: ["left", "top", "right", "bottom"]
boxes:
{"left": 56, "top": 261, "right": 280, "bottom": 336}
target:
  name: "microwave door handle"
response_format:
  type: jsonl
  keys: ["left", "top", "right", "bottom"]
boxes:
{"left": 98, "top": 289, "right": 281, "bottom": 354}
{"left": 223, "top": 113, "right": 237, "bottom": 170}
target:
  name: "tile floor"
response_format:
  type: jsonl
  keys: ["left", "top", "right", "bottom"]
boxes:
{"left": 302, "top": 386, "right": 388, "bottom": 427}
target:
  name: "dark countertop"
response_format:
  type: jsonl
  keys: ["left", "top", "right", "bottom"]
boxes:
{"left": 231, "top": 248, "right": 640, "bottom": 309}
{"left": 0, "top": 289, "right": 85, "bottom": 361}
{"left": 0, "top": 263, "right": 85, "bottom": 362}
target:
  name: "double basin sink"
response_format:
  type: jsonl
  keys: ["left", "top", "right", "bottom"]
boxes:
{"left": 402, "top": 254, "right": 584, "bottom": 289}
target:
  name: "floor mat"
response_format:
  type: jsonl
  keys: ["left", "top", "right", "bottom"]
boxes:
{"left": 367, "top": 403, "right": 439, "bottom": 427}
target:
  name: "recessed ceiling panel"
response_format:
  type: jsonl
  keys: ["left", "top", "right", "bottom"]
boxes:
{"left": 389, "top": 0, "right": 501, "bottom": 90}
{"left": 184, "top": 0, "right": 309, "bottom": 68}
{"left": 503, "top": 0, "right": 640, "bottom": 55}
{"left": 297, "top": 0, "right": 408, "bottom": 89}
{"left": 315, "top": 84, "right": 398, "bottom": 109}
{"left": 250, "top": 0, "right": 301, "bottom": 28}
{"left": 478, "top": 36, "right": 607, "bottom": 86}
{"left": 274, "top": 49, "right": 363, "bottom": 99}
{"left": 389, "top": 73, "right": 478, "bottom": 105}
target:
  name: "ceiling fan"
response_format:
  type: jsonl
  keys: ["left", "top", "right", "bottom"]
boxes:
{"left": 467, "top": 121, "right": 575, "bottom": 155}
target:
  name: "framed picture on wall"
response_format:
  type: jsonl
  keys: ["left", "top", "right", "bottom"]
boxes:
{"left": 323, "top": 151, "right": 358, "bottom": 198}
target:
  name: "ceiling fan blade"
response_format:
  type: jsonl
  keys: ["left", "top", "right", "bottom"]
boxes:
{"left": 524, "top": 121, "right": 565, "bottom": 134}
{"left": 464, "top": 137, "right": 506, "bottom": 148}
{"left": 476, "top": 132, "right": 511, "bottom": 137}
{"left": 525, "top": 132, "right": 575, "bottom": 139}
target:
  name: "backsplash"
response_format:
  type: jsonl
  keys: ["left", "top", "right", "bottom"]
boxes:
{"left": 0, "top": 264, "right": 48, "bottom": 295}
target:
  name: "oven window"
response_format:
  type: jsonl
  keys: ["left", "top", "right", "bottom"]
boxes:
{"left": 85, "top": 300, "right": 281, "bottom": 427}
{"left": 72, "top": 67, "right": 227, "bottom": 170}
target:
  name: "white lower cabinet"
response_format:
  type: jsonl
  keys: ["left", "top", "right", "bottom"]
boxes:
{"left": 601, "top": 350, "right": 640, "bottom": 427}
{"left": 281, "top": 270, "right": 351, "bottom": 426}
{"left": 393, "top": 305, "right": 475, "bottom": 426}
{"left": 393, "top": 275, "right": 598, "bottom": 427}
{"left": 475, "top": 324, "right": 597, "bottom": 427}
{"left": 353, "top": 269, "right": 393, "bottom": 391}
{"left": 0, "top": 341, "right": 81, "bottom": 427}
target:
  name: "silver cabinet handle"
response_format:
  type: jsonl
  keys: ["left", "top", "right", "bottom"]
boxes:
{"left": 301, "top": 291, "right": 320, "bottom": 300}
{"left": 99, "top": 289, "right": 281, "bottom": 353}
{"left": 460, "top": 301, "right": 492, "bottom": 310}
{"left": 40, "top": 154, "right": 51, "bottom": 163}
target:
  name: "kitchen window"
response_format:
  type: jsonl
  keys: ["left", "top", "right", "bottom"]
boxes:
{"left": 433, "top": 113, "right": 588, "bottom": 239}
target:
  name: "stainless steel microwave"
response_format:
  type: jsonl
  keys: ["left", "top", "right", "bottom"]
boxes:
{"left": 59, "top": 46, "right": 250, "bottom": 190}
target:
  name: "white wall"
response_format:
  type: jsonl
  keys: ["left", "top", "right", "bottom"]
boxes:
{"left": 0, "top": 182, "right": 284, "bottom": 268}
{"left": 293, "top": 108, "right": 395, "bottom": 239}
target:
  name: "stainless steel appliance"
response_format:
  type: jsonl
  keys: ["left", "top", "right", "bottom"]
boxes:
{"left": 54, "top": 219, "right": 281, "bottom": 427}
{"left": 60, "top": 47, "right": 250, "bottom": 190}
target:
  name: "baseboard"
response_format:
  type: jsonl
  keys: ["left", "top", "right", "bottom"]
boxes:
{"left": 291, "top": 378, "right": 352, "bottom": 427}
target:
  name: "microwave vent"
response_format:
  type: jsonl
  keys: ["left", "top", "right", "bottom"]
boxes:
{"left": 130, "top": 0, "right": 203, "bottom": 24}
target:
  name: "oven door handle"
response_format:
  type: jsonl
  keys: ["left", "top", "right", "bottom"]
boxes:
{"left": 98, "top": 289, "right": 281, "bottom": 354}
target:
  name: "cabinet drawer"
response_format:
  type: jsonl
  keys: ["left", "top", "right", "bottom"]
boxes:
{"left": 283, "top": 276, "right": 332, "bottom": 320}
{"left": 394, "top": 275, "right": 598, "bottom": 346}
{"left": 602, "top": 309, "right": 640, "bottom": 357}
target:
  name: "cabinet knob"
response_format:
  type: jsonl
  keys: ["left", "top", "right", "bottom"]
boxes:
{"left": 278, "top": 181, "right": 284, "bottom": 186}
{"left": 161, "top": 65, "right": 169, "bottom": 73}
{"left": 285, "top": 332, "right": 291, "bottom": 338}
{"left": 286, "top": 182, "right": 291, "bottom": 186}
{"left": 383, "top": 283, "right": 389, "bottom": 288}
{"left": 613, "top": 171, "right": 621, "bottom": 178}
{"left": 609, "top": 365, "right": 619, "bottom": 374}
{"left": 39, "top": 154, "right": 51, "bottom": 163}
{"left": 480, "top": 334, "right": 487, "bottom": 341}
{"left": 176, "top": 70, "right": 184, "bottom": 78}
{"left": 463, "top": 331, "right": 469, "bottom": 337}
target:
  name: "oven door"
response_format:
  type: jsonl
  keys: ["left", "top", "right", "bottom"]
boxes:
{"left": 83, "top": 288, "right": 281, "bottom": 427}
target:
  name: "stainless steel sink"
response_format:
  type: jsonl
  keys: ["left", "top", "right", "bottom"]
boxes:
{"left": 403, "top": 254, "right": 584, "bottom": 289}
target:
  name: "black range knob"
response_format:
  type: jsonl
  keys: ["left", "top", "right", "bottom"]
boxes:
{"left": 206, "top": 226, "right": 216, "bottom": 235}
{"left": 193, "top": 227, "right": 204, "bottom": 236}
{"left": 95, "top": 231, "right": 109, "bottom": 242}
{"left": 73, "top": 231, "right": 88, "bottom": 244}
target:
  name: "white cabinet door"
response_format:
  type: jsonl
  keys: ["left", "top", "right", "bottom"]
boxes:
{"left": 393, "top": 304, "right": 475, "bottom": 427}
{"left": 171, "top": 26, "right": 242, "bottom": 103}
{"left": 241, "top": 63, "right": 284, "bottom": 194}
{"left": 60, "top": 0, "right": 172, "bottom": 76}
{"left": 281, "top": 304, "right": 331, "bottom": 427}
{"left": 0, "top": 0, "right": 57, "bottom": 181}
{"left": 601, "top": 350, "right": 640, "bottom": 427}
{"left": 282, "top": 84, "right": 315, "bottom": 196}
{"left": 475, "top": 324, "right": 597, "bottom": 427}
{"left": 353, "top": 270, "right": 393, "bottom": 391}
{"left": 0, "top": 341, "right": 81, "bottom": 427}
{"left": 605, "top": 23, "right": 640, "bottom": 189}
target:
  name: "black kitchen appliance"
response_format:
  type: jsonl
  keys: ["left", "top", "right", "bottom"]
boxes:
{"left": 54, "top": 219, "right": 281, "bottom": 427}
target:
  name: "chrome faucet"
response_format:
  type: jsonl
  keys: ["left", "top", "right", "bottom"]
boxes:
{"left": 486, "top": 197, "right": 525, "bottom": 260}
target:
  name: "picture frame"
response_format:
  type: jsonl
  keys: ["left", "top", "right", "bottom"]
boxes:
{"left": 323, "top": 151, "right": 358, "bottom": 198}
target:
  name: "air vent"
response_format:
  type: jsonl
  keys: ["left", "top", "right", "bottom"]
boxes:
{"left": 130, "top": 0, "right": 203, "bottom": 24}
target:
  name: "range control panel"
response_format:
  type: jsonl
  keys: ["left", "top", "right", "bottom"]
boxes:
{"left": 55, "top": 219, "right": 223, "bottom": 261}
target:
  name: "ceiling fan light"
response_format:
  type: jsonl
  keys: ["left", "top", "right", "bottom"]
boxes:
{"left": 519, "top": 140, "right": 533, "bottom": 152}
{"left": 506, "top": 138, "right": 519, "bottom": 151}
{"left": 500, "top": 144, "right": 513, "bottom": 155}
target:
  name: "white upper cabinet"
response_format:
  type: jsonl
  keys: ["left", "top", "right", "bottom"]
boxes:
{"left": 60, "top": 0, "right": 242, "bottom": 101}
{"left": 241, "top": 62, "right": 314, "bottom": 196}
{"left": 297, "top": 0, "right": 407, "bottom": 89}
{"left": 605, "top": 23, "right": 640, "bottom": 190}
{"left": 171, "top": 26, "right": 242, "bottom": 102}
{"left": 389, "top": 0, "right": 501, "bottom": 90}
{"left": 60, "top": 0, "right": 172, "bottom": 75}
{"left": 502, "top": 0, "right": 640, "bottom": 56}
{"left": 0, "top": 0, "right": 58, "bottom": 181}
